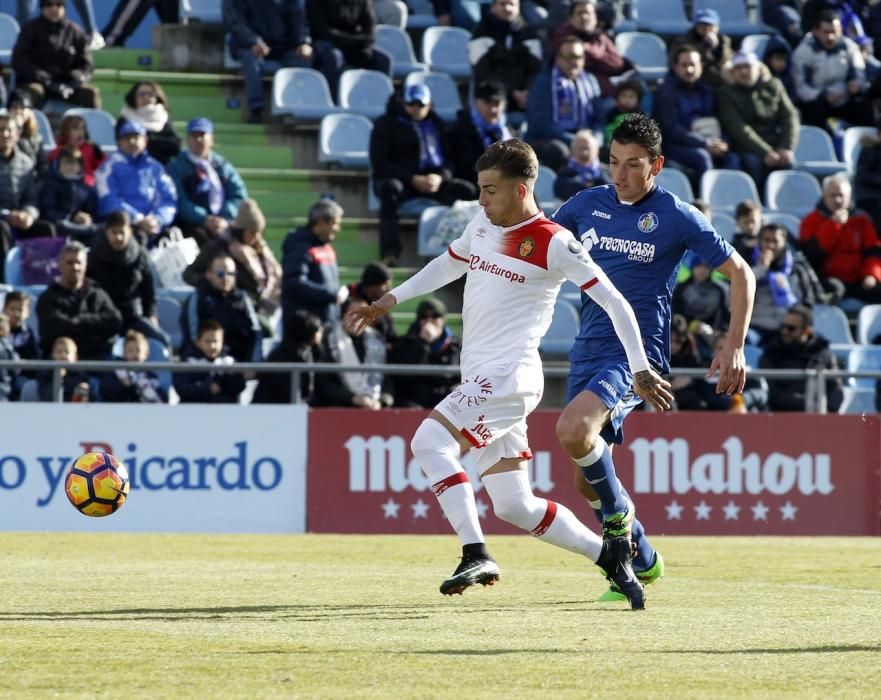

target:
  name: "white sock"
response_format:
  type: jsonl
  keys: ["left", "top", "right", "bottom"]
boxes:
{"left": 482, "top": 470, "right": 603, "bottom": 561}
{"left": 411, "top": 419, "right": 484, "bottom": 546}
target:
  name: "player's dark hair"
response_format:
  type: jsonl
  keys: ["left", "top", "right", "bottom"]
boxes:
{"left": 788, "top": 304, "right": 813, "bottom": 329}
{"left": 671, "top": 43, "right": 701, "bottom": 66}
{"left": 3, "top": 290, "right": 27, "bottom": 307}
{"left": 475, "top": 138, "right": 538, "bottom": 181}
{"left": 814, "top": 9, "right": 839, "bottom": 28}
{"left": 197, "top": 318, "right": 224, "bottom": 337}
{"left": 735, "top": 199, "right": 761, "bottom": 219}
{"left": 610, "top": 113, "right": 663, "bottom": 161}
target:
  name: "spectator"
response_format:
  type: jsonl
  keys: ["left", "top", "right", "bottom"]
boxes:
{"left": 762, "top": 0, "right": 803, "bottom": 47}
{"left": 800, "top": 172, "right": 881, "bottom": 303}
{"left": 731, "top": 199, "right": 763, "bottom": 260}
{"left": 346, "top": 261, "right": 395, "bottom": 351}
{"left": 855, "top": 121, "right": 881, "bottom": 233}
{"left": 96, "top": 119, "right": 178, "bottom": 249}
{"left": 549, "top": 0, "right": 632, "bottom": 96}
{"left": 370, "top": 84, "right": 478, "bottom": 264}
{"left": 12, "top": 0, "right": 100, "bottom": 110}
{"left": 16, "top": 0, "right": 103, "bottom": 50}
{"left": 759, "top": 303, "right": 843, "bottom": 412}
{"left": 47, "top": 113, "right": 105, "bottom": 186}
{"left": 7, "top": 90, "right": 46, "bottom": 173}
{"left": 281, "top": 198, "right": 347, "bottom": 329}
{"left": 252, "top": 308, "right": 323, "bottom": 404}
{"left": 791, "top": 9, "right": 872, "bottom": 129}
{"left": 118, "top": 80, "right": 181, "bottom": 165}
{"left": 4, "top": 291, "right": 39, "bottom": 362}
{"left": 183, "top": 199, "right": 282, "bottom": 334}
{"left": 671, "top": 257, "right": 729, "bottom": 330}
{"left": 763, "top": 34, "right": 798, "bottom": 100}
{"left": 749, "top": 223, "right": 827, "bottom": 345}
{"left": 36, "top": 240, "right": 122, "bottom": 360}
{"left": 553, "top": 128, "right": 607, "bottom": 200}
{"left": 100, "top": 329, "right": 168, "bottom": 403}
{"left": 669, "top": 8, "right": 733, "bottom": 87}
{"left": 445, "top": 80, "right": 512, "bottom": 187}
{"left": 0, "top": 312, "right": 19, "bottom": 402}
{"left": 38, "top": 147, "right": 101, "bottom": 244}
{"left": 22, "top": 335, "right": 94, "bottom": 402}
{"left": 470, "top": 0, "right": 541, "bottom": 112}
{"left": 654, "top": 44, "right": 739, "bottom": 184}
{"left": 0, "top": 114, "right": 46, "bottom": 264}
{"left": 603, "top": 78, "right": 643, "bottom": 146}
{"left": 306, "top": 0, "right": 392, "bottom": 99}
{"left": 174, "top": 318, "right": 245, "bottom": 404}
{"left": 101, "top": 0, "right": 178, "bottom": 49}
{"left": 87, "top": 210, "right": 170, "bottom": 348}
{"left": 718, "top": 50, "right": 799, "bottom": 189}
{"left": 223, "top": 0, "right": 313, "bottom": 124}
{"left": 525, "top": 36, "right": 603, "bottom": 171}
{"left": 181, "top": 252, "right": 261, "bottom": 363}
{"left": 392, "top": 298, "right": 461, "bottom": 408}
{"left": 166, "top": 117, "right": 247, "bottom": 245}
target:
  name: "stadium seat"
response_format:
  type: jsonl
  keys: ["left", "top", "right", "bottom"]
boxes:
{"left": 406, "top": 0, "right": 437, "bottom": 30}
{"left": 846, "top": 346, "right": 881, "bottom": 390}
{"left": 34, "top": 109, "right": 54, "bottom": 151}
{"left": 842, "top": 126, "right": 876, "bottom": 175}
{"left": 765, "top": 170, "right": 822, "bottom": 219}
{"left": 403, "top": 71, "right": 462, "bottom": 122}
{"left": 3, "top": 247, "right": 21, "bottom": 287}
{"left": 535, "top": 165, "right": 557, "bottom": 210}
{"left": 540, "top": 298, "right": 579, "bottom": 359}
{"left": 318, "top": 113, "right": 372, "bottom": 169}
{"left": 271, "top": 68, "right": 342, "bottom": 120}
{"left": 0, "top": 13, "right": 18, "bottom": 65}
{"left": 700, "top": 169, "right": 761, "bottom": 214}
{"left": 692, "top": 0, "right": 766, "bottom": 36}
{"left": 156, "top": 294, "right": 183, "bottom": 352}
{"left": 656, "top": 167, "right": 694, "bottom": 202}
{"left": 367, "top": 175, "right": 438, "bottom": 215}
{"left": 629, "top": 0, "right": 691, "bottom": 36}
{"left": 762, "top": 211, "right": 802, "bottom": 238}
{"left": 375, "top": 25, "right": 426, "bottom": 79}
{"left": 711, "top": 212, "right": 737, "bottom": 242}
{"left": 421, "top": 26, "right": 472, "bottom": 80}
{"left": 813, "top": 304, "right": 855, "bottom": 344}
{"left": 794, "top": 125, "right": 846, "bottom": 177}
{"left": 337, "top": 69, "right": 394, "bottom": 120}
{"left": 743, "top": 344, "right": 763, "bottom": 368}
{"left": 63, "top": 108, "right": 117, "bottom": 150}
{"left": 614, "top": 32, "right": 668, "bottom": 82}
{"left": 416, "top": 205, "right": 450, "bottom": 257}
{"left": 839, "top": 386, "right": 876, "bottom": 414}
{"left": 179, "top": 0, "right": 222, "bottom": 24}
{"left": 739, "top": 34, "right": 771, "bottom": 58}
{"left": 857, "top": 304, "right": 881, "bottom": 345}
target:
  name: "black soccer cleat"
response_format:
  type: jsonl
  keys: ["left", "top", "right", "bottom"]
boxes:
{"left": 596, "top": 536, "right": 645, "bottom": 610}
{"left": 439, "top": 557, "right": 501, "bottom": 596}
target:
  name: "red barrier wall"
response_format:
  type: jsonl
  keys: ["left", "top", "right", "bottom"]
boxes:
{"left": 307, "top": 411, "right": 881, "bottom": 536}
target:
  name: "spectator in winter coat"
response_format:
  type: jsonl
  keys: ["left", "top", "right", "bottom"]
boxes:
{"left": 24, "top": 335, "right": 95, "bottom": 402}
{"left": 253, "top": 308, "right": 323, "bottom": 404}
{"left": 100, "top": 329, "right": 168, "bottom": 403}
{"left": 38, "top": 148, "right": 101, "bottom": 244}
{"left": 763, "top": 34, "right": 797, "bottom": 100}
{"left": 7, "top": 89, "right": 46, "bottom": 174}
{"left": 0, "top": 313, "right": 19, "bottom": 402}
{"left": 855, "top": 122, "right": 881, "bottom": 233}
{"left": 669, "top": 9, "right": 733, "bottom": 87}
{"left": 345, "top": 261, "right": 395, "bottom": 352}
{"left": 0, "top": 113, "right": 45, "bottom": 263}
{"left": 553, "top": 129, "right": 608, "bottom": 201}
{"left": 174, "top": 319, "right": 245, "bottom": 403}
{"left": 47, "top": 114, "right": 105, "bottom": 186}
{"left": 117, "top": 80, "right": 181, "bottom": 165}
{"left": 166, "top": 117, "right": 247, "bottom": 245}
{"left": 671, "top": 258, "right": 729, "bottom": 331}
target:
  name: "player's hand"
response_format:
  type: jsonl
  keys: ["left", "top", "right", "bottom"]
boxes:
{"left": 632, "top": 368, "right": 673, "bottom": 411}
{"left": 707, "top": 343, "right": 746, "bottom": 395}
{"left": 347, "top": 293, "right": 397, "bottom": 334}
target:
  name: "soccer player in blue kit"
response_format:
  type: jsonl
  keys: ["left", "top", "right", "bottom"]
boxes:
{"left": 553, "top": 114, "right": 756, "bottom": 601}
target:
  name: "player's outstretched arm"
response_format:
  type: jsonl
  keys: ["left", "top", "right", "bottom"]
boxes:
{"left": 348, "top": 293, "right": 397, "bottom": 334}
{"left": 710, "top": 252, "right": 756, "bottom": 395}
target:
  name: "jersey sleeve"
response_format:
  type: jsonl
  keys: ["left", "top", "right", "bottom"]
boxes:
{"left": 551, "top": 196, "right": 578, "bottom": 236}
{"left": 681, "top": 204, "right": 735, "bottom": 269}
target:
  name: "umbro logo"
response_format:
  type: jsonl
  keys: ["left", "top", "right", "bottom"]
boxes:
{"left": 592, "top": 210, "right": 612, "bottom": 220}
{"left": 477, "top": 228, "right": 487, "bottom": 236}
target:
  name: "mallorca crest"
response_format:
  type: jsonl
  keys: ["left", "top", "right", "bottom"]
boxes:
{"left": 637, "top": 212, "right": 659, "bottom": 233}
{"left": 518, "top": 236, "right": 535, "bottom": 257}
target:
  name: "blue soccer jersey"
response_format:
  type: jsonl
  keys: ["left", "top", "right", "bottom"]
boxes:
{"left": 553, "top": 184, "right": 734, "bottom": 372}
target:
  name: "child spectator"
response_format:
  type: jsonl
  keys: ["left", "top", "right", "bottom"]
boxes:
{"left": 38, "top": 148, "right": 101, "bottom": 244}
{"left": 7, "top": 89, "right": 45, "bottom": 173}
{"left": 252, "top": 308, "right": 323, "bottom": 404}
{"left": 604, "top": 79, "right": 644, "bottom": 146}
{"left": 672, "top": 257, "right": 729, "bottom": 330}
{"left": 554, "top": 129, "right": 608, "bottom": 201}
{"left": 763, "top": 35, "right": 797, "bottom": 100}
{"left": 100, "top": 329, "right": 168, "bottom": 403}
{"left": 0, "top": 312, "right": 19, "bottom": 402}
{"left": 3, "top": 291, "right": 39, "bottom": 362}
{"left": 47, "top": 114, "right": 105, "bottom": 186}
{"left": 118, "top": 80, "right": 181, "bottom": 165}
{"left": 23, "top": 336, "right": 93, "bottom": 402}
{"left": 174, "top": 319, "right": 245, "bottom": 403}
{"left": 732, "top": 199, "right": 763, "bottom": 260}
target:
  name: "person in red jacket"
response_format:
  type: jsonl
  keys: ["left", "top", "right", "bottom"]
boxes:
{"left": 800, "top": 172, "right": 881, "bottom": 303}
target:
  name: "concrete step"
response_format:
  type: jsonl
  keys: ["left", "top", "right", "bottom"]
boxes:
{"left": 240, "top": 168, "right": 371, "bottom": 219}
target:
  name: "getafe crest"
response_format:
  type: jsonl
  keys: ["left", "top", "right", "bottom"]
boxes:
{"left": 637, "top": 212, "right": 659, "bottom": 233}
{"left": 518, "top": 237, "right": 535, "bottom": 257}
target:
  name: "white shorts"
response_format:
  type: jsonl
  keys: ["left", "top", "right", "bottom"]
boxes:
{"left": 434, "top": 362, "right": 544, "bottom": 474}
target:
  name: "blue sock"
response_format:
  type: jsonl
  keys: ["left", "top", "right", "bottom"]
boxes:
{"left": 574, "top": 440, "right": 627, "bottom": 517}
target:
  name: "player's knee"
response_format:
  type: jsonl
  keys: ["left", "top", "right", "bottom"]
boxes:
{"left": 410, "top": 419, "right": 459, "bottom": 462}
{"left": 491, "top": 493, "right": 535, "bottom": 528}
{"left": 555, "top": 410, "right": 587, "bottom": 452}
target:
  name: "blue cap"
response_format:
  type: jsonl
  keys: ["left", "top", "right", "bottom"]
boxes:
{"left": 187, "top": 116, "right": 214, "bottom": 134}
{"left": 403, "top": 83, "right": 431, "bottom": 105}
{"left": 731, "top": 50, "right": 760, "bottom": 67}
{"left": 116, "top": 119, "right": 147, "bottom": 137}
{"left": 694, "top": 8, "right": 720, "bottom": 25}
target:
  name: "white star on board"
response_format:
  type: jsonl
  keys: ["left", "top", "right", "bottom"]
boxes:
{"left": 780, "top": 501, "right": 798, "bottom": 521}
{"left": 665, "top": 500, "right": 683, "bottom": 520}
{"left": 381, "top": 498, "right": 400, "bottom": 519}
{"left": 694, "top": 500, "right": 712, "bottom": 520}
{"left": 752, "top": 501, "right": 769, "bottom": 521}
{"left": 411, "top": 499, "right": 430, "bottom": 519}
{"left": 475, "top": 498, "right": 490, "bottom": 519}
{"left": 722, "top": 501, "right": 741, "bottom": 521}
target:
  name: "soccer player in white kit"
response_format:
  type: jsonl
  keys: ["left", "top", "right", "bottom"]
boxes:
{"left": 350, "top": 139, "right": 672, "bottom": 609}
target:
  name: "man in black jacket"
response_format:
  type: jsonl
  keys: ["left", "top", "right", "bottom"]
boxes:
{"left": 445, "top": 81, "right": 512, "bottom": 187}
{"left": 370, "top": 84, "right": 478, "bottom": 265}
{"left": 36, "top": 240, "right": 122, "bottom": 360}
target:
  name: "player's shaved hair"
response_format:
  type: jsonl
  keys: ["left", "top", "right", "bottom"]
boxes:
{"left": 476, "top": 138, "right": 538, "bottom": 181}
{"left": 610, "top": 113, "right": 663, "bottom": 161}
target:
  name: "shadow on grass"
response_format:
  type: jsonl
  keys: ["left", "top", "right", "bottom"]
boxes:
{"left": 658, "top": 644, "right": 881, "bottom": 655}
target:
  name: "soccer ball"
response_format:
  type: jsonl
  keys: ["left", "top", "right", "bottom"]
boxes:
{"left": 64, "top": 452, "right": 130, "bottom": 517}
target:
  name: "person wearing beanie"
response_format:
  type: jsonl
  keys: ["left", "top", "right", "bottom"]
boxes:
{"left": 347, "top": 261, "right": 396, "bottom": 351}
{"left": 166, "top": 116, "right": 248, "bottom": 246}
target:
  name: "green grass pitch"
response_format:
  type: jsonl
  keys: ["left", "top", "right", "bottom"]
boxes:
{"left": 1, "top": 534, "right": 879, "bottom": 698}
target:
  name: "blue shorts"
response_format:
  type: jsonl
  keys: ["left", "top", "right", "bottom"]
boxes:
{"left": 566, "top": 354, "right": 642, "bottom": 445}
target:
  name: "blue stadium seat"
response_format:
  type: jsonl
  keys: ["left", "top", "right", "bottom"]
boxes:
{"left": 656, "top": 167, "right": 694, "bottom": 202}
{"left": 846, "top": 346, "right": 881, "bottom": 390}
{"left": 857, "top": 304, "right": 881, "bottom": 344}
{"left": 765, "top": 170, "right": 822, "bottom": 219}
{"left": 744, "top": 344, "right": 763, "bottom": 368}
{"left": 417, "top": 205, "right": 451, "bottom": 257}
{"left": 156, "top": 294, "right": 183, "bottom": 352}
{"left": 700, "top": 169, "right": 761, "bottom": 214}
{"left": 739, "top": 34, "right": 771, "bottom": 58}
{"left": 762, "top": 211, "right": 802, "bottom": 238}
{"left": 33, "top": 109, "right": 54, "bottom": 151}
{"left": 337, "top": 69, "right": 394, "bottom": 120}
{"left": 271, "top": 68, "right": 342, "bottom": 120}
{"left": 63, "top": 108, "right": 117, "bottom": 150}
{"left": 179, "top": 0, "right": 222, "bottom": 24}
{"left": 692, "top": 0, "right": 766, "bottom": 36}
{"left": 794, "top": 125, "right": 846, "bottom": 177}
{"left": 629, "top": 0, "right": 691, "bottom": 36}
{"left": 711, "top": 212, "right": 737, "bottom": 243}
{"left": 0, "top": 13, "right": 19, "bottom": 65}
{"left": 403, "top": 71, "right": 462, "bottom": 122}
{"left": 842, "top": 126, "right": 876, "bottom": 175}
{"left": 3, "top": 247, "right": 21, "bottom": 287}
{"left": 614, "top": 32, "right": 668, "bottom": 82}
{"left": 421, "top": 26, "right": 472, "bottom": 80}
{"left": 540, "top": 298, "right": 579, "bottom": 359}
{"left": 375, "top": 25, "right": 427, "bottom": 79}
{"left": 406, "top": 0, "right": 438, "bottom": 29}
{"left": 813, "top": 304, "right": 855, "bottom": 344}
{"left": 318, "top": 113, "right": 372, "bottom": 169}
{"left": 535, "top": 165, "right": 557, "bottom": 210}
{"left": 839, "top": 386, "right": 876, "bottom": 414}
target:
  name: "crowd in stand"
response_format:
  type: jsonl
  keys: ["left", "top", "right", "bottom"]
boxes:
{"left": 2, "top": 0, "right": 881, "bottom": 413}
